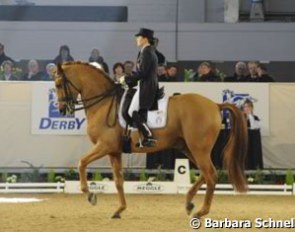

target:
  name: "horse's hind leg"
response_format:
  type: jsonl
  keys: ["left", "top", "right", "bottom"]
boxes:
{"left": 191, "top": 151, "right": 217, "bottom": 218}
{"left": 184, "top": 151, "right": 205, "bottom": 215}
{"left": 109, "top": 154, "right": 127, "bottom": 219}
{"left": 186, "top": 174, "right": 205, "bottom": 215}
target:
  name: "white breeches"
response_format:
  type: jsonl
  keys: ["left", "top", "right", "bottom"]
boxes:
{"left": 128, "top": 86, "right": 140, "bottom": 117}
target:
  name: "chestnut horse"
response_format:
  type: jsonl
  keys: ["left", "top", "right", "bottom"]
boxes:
{"left": 53, "top": 62, "right": 248, "bottom": 219}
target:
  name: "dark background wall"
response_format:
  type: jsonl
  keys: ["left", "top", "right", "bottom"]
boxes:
{"left": 0, "top": 0, "right": 294, "bottom": 81}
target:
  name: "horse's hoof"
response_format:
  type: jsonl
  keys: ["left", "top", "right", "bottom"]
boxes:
{"left": 186, "top": 202, "right": 195, "bottom": 215}
{"left": 111, "top": 213, "right": 121, "bottom": 219}
{"left": 87, "top": 192, "right": 97, "bottom": 206}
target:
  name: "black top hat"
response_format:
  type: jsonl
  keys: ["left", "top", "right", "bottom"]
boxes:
{"left": 135, "top": 28, "right": 154, "bottom": 40}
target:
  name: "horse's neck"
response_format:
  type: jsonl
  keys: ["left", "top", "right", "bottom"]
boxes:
{"left": 71, "top": 66, "right": 110, "bottom": 98}
{"left": 75, "top": 67, "right": 113, "bottom": 115}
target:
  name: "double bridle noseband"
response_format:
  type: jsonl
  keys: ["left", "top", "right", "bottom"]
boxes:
{"left": 56, "top": 69, "right": 123, "bottom": 127}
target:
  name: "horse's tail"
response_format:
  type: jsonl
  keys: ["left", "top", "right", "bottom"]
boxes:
{"left": 218, "top": 103, "right": 248, "bottom": 192}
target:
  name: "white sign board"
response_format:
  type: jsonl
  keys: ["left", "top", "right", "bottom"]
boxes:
{"left": 31, "top": 82, "right": 87, "bottom": 135}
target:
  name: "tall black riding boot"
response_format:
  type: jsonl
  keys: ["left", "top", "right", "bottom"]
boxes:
{"left": 132, "top": 111, "right": 157, "bottom": 147}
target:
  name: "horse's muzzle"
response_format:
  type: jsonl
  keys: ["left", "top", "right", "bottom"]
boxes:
{"left": 59, "top": 107, "right": 67, "bottom": 116}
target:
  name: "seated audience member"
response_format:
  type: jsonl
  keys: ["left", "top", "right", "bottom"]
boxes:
{"left": 153, "top": 37, "right": 166, "bottom": 66}
{"left": 247, "top": 61, "right": 259, "bottom": 82}
{"left": 157, "top": 65, "right": 177, "bottom": 82}
{"left": 225, "top": 61, "right": 249, "bottom": 82}
{"left": 89, "top": 48, "right": 103, "bottom": 63}
{"left": 242, "top": 99, "right": 260, "bottom": 129}
{"left": 21, "top": 59, "right": 45, "bottom": 81}
{"left": 0, "top": 60, "right": 18, "bottom": 81}
{"left": 112, "top": 62, "right": 125, "bottom": 82}
{"left": 194, "top": 62, "right": 221, "bottom": 82}
{"left": 53, "top": 45, "right": 74, "bottom": 65}
{"left": 0, "top": 42, "right": 14, "bottom": 65}
{"left": 157, "top": 65, "right": 168, "bottom": 82}
{"left": 166, "top": 65, "right": 178, "bottom": 81}
{"left": 88, "top": 48, "right": 109, "bottom": 73}
{"left": 123, "top": 60, "right": 135, "bottom": 76}
{"left": 256, "top": 63, "right": 275, "bottom": 82}
{"left": 43, "top": 63, "right": 56, "bottom": 81}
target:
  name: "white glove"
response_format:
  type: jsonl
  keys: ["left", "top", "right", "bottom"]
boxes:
{"left": 119, "top": 76, "right": 126, "bottom": 85}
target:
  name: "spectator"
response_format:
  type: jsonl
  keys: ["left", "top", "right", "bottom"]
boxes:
{"left": 0, "top": 42, "right": 14, "bottom": 65}
{"left": 166, "top": 65, "right": 178, "bottom": 81}
{"left": 256, "top": 63, "right": 275, "bottom": 82}
{"left": 53, "top": 45, "right": 74, "bottom": 65}
{"left": 194, "top": 62, "right": 221, "bottom": 82}
{"left": 224, "top": 61, "right": 249, "bottom": 82}
{"left": 21, "top": 59, "right": 45, "bottom": 81}
{"left": 247, "top": 61, "right": 259, "bottom": 81}
{"left": 89, "top": 48, "right": 103, "bottom": 63}
{"left": 88, "top": 48, "right": 109, "bottom": 73}
{"left": 43, "top": 63, "right": 56, "bottom": 81}
{"left": 153, "top": 37, "right": 166, "bottom": 66}
{"left": 242, "top": 99, "right": 260, "bottom": 129}
{"left": 0, "top": 60, "right": 18, "bottom": 81}
{"left": 157, "top": 66, "right": 167, "bottom": 81}
{"left": 158, "top": 65, "right": 177, "bottom": 82}
{"left": 123, "top": 60, "right": 135, "bottom": 76}
{"left": 112, "top": 62, "right": 125, "bottom": 82}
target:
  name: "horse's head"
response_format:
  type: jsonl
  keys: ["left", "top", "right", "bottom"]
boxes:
{"left": 53, "top": 63, "right": 80, "bottom": 116}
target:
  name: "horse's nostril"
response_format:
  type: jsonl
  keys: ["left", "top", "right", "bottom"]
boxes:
{"left": 59, "top": 108, "right": 66, "bottom": 116}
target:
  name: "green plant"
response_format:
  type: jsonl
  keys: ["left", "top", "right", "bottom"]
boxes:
{"left": 285, "top": 169, "right": 294, "bottom": 185}
{"left": 139, "top": 168, "right": 148, "bottom": 181}
{"left": 64, "top": 168, "right": 78, "bottom": 180}
{"left": 47, "top": 169, "right": 55, "bottom": 182}
{"left": 92, "top": 170, "right": 103, "bottom": 181}
{"left": 0, "top": 172, "right": 8, "bottom": 182}
{"left": 268, "top": 169, "right": 278, "bottom": 184}
{"left": 253, "top": 169, "right": 265, "bottom": 184}
{"left": 190, "top": 169, "right": 197, "bottom": 184}
{"left": 184, "top": 69, "right": 195, "bottom": 82}
{"left": 55, "top": 176, "right": 65, "bottom": 183}
{"left": 20, "top": 161, "right": 43, "bottom": 182}
{"left": 217, "top": 170, "right": 228, "bottom": 183}
{"left": 6, "top": 174, "right": 17, "bottom": 183}
{"left": 155, "top": 165, "right": 166, "bottom": 181}
{"left": 124, "top": 167, "right": 132, "bottom": 180}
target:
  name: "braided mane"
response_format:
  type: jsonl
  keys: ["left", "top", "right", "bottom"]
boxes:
{"left": 63, "top": 61, "right": 114, "bottom": 85}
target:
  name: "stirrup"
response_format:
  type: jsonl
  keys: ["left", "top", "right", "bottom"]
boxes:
{"left": 135, "top": 137, "right": 157, "bottom": 148}
{"left": 142, "top": 137, "right": 157, "bottom": 147}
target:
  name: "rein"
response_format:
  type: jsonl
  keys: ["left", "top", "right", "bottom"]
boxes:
{"left": 58, "top": 69, "right": 123, "bottom": 127}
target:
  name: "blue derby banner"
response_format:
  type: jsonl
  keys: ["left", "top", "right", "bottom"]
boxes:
{"left": 31, "top": 82, "right": 87, "bottom": 135}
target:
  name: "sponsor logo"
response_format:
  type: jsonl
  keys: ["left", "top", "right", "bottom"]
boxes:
{"left": 222, "top": 89, "right": 257, "bottom": 128}
{"left": 222, "top": 89, "right": 257, "bottom": 109}
{"left": 134, "top": 182, "right": 164, "bottom": 193}
{"left": 48, "top": 88, "right": 73, "bottom": 118}
{"left": 89, "top": 182, "right": 108, "bottom": 192}
{"left": 38, "top": 88, "right": 85, "bottom": 130}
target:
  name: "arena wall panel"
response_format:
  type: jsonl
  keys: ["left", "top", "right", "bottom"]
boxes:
{"left": 0, "top": 82, "right": 294, "bottom": 169}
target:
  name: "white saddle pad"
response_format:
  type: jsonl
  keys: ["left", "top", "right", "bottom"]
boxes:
{"left": 119, "top": 90, "right": 169, "bottom": 129}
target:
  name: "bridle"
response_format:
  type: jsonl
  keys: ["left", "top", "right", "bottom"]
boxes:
{"left": 55, "top": 68, "right": 123, "bottom": 127}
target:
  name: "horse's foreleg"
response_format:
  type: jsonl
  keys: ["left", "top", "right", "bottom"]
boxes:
{"left": 109, "top": 154, "right": 126, "bottom": 219}
{"left": 78, "top": 143, "right": 107, "bottom": 194}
